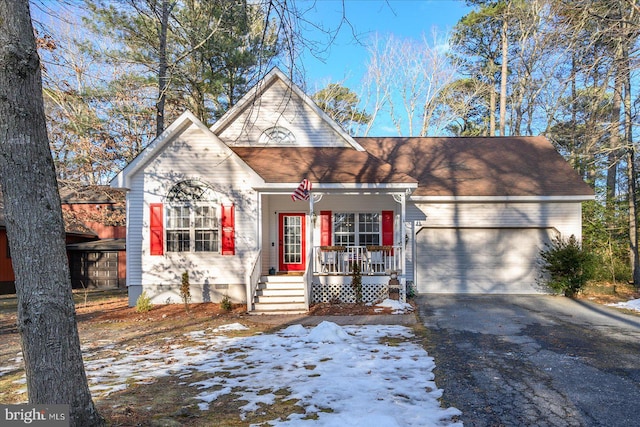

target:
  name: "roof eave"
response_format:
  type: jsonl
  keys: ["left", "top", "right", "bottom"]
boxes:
{"left": 253, "top": 182, "right": 417, "bottom": 192}
{"left": 410, "top": 194, "right": 596, "bottom": 202}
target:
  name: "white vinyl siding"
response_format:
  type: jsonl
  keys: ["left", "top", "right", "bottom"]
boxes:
{"left": 217, "top": 80, "right": 351, "bottom": 148}
{"left": 408, "top": 201, "right": 582, "bottom": 237}
{"left": 126, "top": 123, "right": 261, "bottom": 303}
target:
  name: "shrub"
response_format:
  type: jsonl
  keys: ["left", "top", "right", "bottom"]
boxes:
{"left": 135, "top": 291, "right": 152, "bottom": 313}
{"left": 220, "top": 294, "right": 232, "bottom": 312}
{"left": 350, "top": 262, "right": 363, "bottom": 303}
{"left": 539, "top": 235, "right": 595, "bottom": 297}
{"left": 406, "top": 281, "right": 416, "bottom": 299}
{"left": 181, "top": 271, "right": 191, "bottom": 312}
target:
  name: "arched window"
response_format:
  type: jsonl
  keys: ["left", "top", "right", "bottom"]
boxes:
{"left": 166, "top": 180, "right": 218, "bottom": 252}
{"left": 259, "top": 126, "right": 296, "bottom": 144}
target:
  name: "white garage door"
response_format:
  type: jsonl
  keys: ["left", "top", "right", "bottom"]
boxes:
{"left": 416, "top": 227, "right": 556, "bottom": 294}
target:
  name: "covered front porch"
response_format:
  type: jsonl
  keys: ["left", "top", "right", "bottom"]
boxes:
{"left": 247, "top": 190, "right": 411, "bottom": 313}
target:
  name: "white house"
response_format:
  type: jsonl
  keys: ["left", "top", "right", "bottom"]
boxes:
{"left": 111, "top": 67, "right": 595, "bottom": 313}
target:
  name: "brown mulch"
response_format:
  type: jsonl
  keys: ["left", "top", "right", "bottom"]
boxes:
{"left": 308, "top": 301, "right": 405, "bottom": 316}
{"left": 75, "top": 298, "right": 247, "bottom": 323}
{"left": 73, "top": 298, "right": 399, "bottom": 323}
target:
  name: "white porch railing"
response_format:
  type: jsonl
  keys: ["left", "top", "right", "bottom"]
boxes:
{"left": 246, "top": 251, "right": 261, "bottom": 312}
{"left": 313, "top": 245, "right": 402, "bottom": 276}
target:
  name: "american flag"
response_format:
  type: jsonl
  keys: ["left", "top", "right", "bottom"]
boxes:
{"left": 291, "top": 178, "right": 311, "bottom": 201}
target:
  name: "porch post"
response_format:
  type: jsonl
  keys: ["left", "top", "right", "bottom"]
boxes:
{"left": 400, "top": 191, "right": 407, "bottom": 302}
{"left": 393, "top": 191, "right": 407, "bottom": 302}
{"left": 306, "top": 193, "right": 314, "bottom": 310}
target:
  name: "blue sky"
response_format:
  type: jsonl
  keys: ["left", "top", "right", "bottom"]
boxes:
{"left": 296, "top": 0, "right": 471, "bottom": 89}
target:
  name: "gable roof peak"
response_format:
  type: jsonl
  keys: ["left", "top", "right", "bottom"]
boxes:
{"left": 210, "top": 66, "right": 365, "bottom": 152}
{"left": 110, "top": 110, "right": 219, "bottom": 189}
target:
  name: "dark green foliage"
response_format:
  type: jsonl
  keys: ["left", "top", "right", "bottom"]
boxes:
{"left": 83, "top": 0, "right": 280, "bottom": 126}
{"left": 539, "top": 235, "right": 595, "bottom": 297}
{"left": 350, "top": 262, "right": 363, "bottom": 303}
{"left": 220, "top": 294, "right": 232, "bottom": 312}
{"left": 405, "top": 282, "right": 416, "bottom": 299}
{"left": 312, "top": 83, "right": 371, "bottom": 135}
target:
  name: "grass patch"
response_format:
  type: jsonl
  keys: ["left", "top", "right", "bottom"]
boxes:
{"left": 379, "top": 337, "right": 406, "bottom": 347}
{"left": 0, "top": 371, "right": 27, "bottom": 404}
{"left": 579, "top": 281, "right": 640, "bottom": 305}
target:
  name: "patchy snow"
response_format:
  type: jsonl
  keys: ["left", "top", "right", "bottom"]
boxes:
{"left": 4, "top": 321, "right": 460, "bottom": 425}
{"left": 84, "top": 321, "right": 459, "bottom": 426}
{"left": 608, "top": 298, "right": 640, "bottom": 312}
{"left": 212, "top": 322, "right": 250, "bottom": 332}
{"left": 376, "top": 298, "right": 415, "bottom": 314}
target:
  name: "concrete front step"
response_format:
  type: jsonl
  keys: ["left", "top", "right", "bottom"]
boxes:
{"left": 254, "top": 294, "right": 305, "bottom": 304}
{"left": 256, "top": 287, "right": 305, "bottom": 297}
{"left": 251, "top": 275, "right": 307, "bottom": 314}
{"left": 252, "top": 301, "right": 307, "bottom": 313}
{"left": 260, "top": 275, "right": 304, "bottom": 283}
{"left": 257, "top": 282, "right": 305, "bottom": 291}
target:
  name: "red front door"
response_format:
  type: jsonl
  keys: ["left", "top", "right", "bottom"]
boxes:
{"left": 278, "top": 213, "right": 306, "bottom": 272}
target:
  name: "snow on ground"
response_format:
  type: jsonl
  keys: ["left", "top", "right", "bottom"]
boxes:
{"left": 82, "top": 320, "right": 459, "bottom": 426}
{"left": 608, "top": 298, "right": 640, "bottom": 312}
{"left": 2, "top": 320, "right": 460, "bottom": 425}
{"left": 375, "top": 298, "right": 415, "bottom": 314}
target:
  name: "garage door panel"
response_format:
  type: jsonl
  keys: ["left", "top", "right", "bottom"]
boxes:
{"left": 416, "top": 228, "right": 553, "bottom": 294}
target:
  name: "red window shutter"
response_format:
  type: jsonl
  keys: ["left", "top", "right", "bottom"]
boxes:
{"left": 320, "top": 211, "right": 332, "bottom": 246}
{"left": 382, "top": 210, "right": 394, "bottom": 246}
{"left": 221, "top": 204, "right": 235, "bottom": 255}
{"left": 150, "top": 203, "right": 164, "bottom": 255}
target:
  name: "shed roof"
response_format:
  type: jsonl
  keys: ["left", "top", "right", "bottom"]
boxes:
{"left": 357, "top": 136, "right": 595, "bottom": 198}
{"left": 59, "top": 182, "right": 126, "bottom": 204}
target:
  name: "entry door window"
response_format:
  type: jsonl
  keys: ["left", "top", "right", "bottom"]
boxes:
{"left": 284, "top": 216, "right": 302, "bottom": 263}
{"left": 279, "top": 213, "right": 306, "bottom": 271}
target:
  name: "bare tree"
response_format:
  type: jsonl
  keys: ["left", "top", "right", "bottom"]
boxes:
{"left": 362, "top": 32, "right": 460, "bottom": 136}
{"left": 36, "top": 11, "right": 155, "bottom": 184}
{"left": 0, "top": 1, "right": 103, "bottom": 425}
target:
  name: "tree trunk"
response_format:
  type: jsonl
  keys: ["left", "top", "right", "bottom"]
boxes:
{"left": 0, "top": 1, "right": 103, "bottom": 425}
{"left": 156, "top": 0, "right": 170, "bottom": 136}
{"left": 607, "top": 68, "right": 621, "bottom": 205}
{"left": 621, "top": 14, "right": 640, "bottom": 285}
{"left": 626, "top": 148, "right": 639, "bottom": 285}
{"left": 499, "top": 16, "right": 508, "bottom": 136}
{"left": 489, "top": 77, "right": 496, "bottom": 136}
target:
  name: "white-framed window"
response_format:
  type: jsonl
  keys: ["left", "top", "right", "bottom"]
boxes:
{"left": 259, "top": 126, "right": 296, "bottom": 144}
{"left": 166, "top": 181, "right": 219, "bottom": 253}
{"left": 334, "top": 213, "right": 381, "bottom": 247}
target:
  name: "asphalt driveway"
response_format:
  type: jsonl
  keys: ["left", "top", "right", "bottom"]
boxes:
{"left": 416, "top": 294, "right": 640, "bottom": 427}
